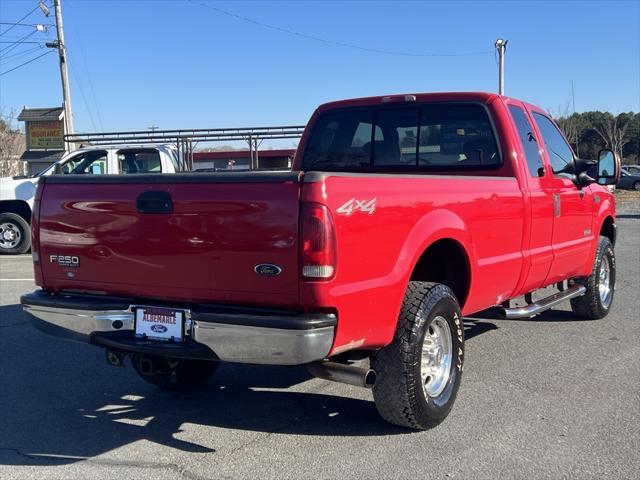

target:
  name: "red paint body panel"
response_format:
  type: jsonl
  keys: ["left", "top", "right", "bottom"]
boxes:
{"left": 38, "top": 180, "right": 301, "bottom": 306}
{"left": 34, "top": 92, "right": 616, "bottom": 360}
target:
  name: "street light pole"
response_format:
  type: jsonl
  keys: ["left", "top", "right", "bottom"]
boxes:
{"left": 495, "top": 38, "right": 508, "bottom": 95}
{"left": 53, "top": 0, "right": 74, "bottom": 137}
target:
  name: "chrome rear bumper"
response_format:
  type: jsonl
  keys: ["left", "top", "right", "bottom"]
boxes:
{"left": 22, "top": 291, "right": 335, "bottom": 366}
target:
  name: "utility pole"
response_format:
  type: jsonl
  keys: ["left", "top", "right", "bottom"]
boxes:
{"left": 495, "top": 38, "right": 508, "bottom": 95}
{"left": 52, "top": 0, "right": 74, "bottom": 137}
{"left": 148, "top": 125, "right": 159, "bottom": 132}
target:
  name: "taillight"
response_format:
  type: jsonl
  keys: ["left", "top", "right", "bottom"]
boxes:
{"left": 300, "top": 203, "right": 336, "bottom": 280}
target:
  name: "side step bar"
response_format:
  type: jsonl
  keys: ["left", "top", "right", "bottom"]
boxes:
{"left": 500, "top": 284, "right": 586, "bottom": 319}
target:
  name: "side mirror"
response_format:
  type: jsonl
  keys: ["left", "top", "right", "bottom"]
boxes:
{"left": 54, "top": 163, "right": 63, "bottom": 174}
{"left": 596, "top": 149, "right": 618, "bottom": 185}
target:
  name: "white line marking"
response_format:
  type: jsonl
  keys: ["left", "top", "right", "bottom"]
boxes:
{"left": 0, "top": 278, "right": 34, "bottom": 281}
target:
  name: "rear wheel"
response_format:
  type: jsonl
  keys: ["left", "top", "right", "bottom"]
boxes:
{"left": 571, "top": 235, "right": 615, "bottom": 319}
{"left": 131, "top": 355, "right": 219, "bottom": 389}
{"left": 0, "top": 213, "right": 31, "bottom": 255}
{"left": 633, "top": 181, "right": 640, "bottom": 191}
{"left": 371, "top": 282, "right": 464, "bottom": 429}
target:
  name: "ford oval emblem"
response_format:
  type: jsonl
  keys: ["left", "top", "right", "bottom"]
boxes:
{"left": 151, "top": 325, "right": 168, "bottom": 333}
{"left": 254, "top": 264, "right": 282, "bottom": 276}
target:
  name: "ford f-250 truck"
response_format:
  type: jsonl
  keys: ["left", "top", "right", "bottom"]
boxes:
{"left": 22, "top": 92, "right": 619, "bottom": 429}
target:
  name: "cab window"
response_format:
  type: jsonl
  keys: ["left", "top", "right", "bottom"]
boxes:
{"left": 532, "top": 113, "right": 575, "bottom": 177}
{"left": 508, "top": 105, "right": 544, "bottom": 177}
{"left": 117, "top": 149, "right": 162, "bottom": 174}
{"left": 60, "top": 151, "right": 108, "bottom": 174}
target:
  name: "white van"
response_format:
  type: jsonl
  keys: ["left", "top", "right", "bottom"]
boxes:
{"left": 0, "top": 144, "right": 183, "bottom": 254}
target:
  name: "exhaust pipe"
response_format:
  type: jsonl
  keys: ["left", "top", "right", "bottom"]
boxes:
{"left": 307, "top": 361, "right": 376, "bottom": 388}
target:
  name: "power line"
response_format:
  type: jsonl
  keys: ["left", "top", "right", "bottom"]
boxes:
{"left": 68, "top": 57, "right": 98, "bottom": 131}
{"left": 0, "top": 50, "right": 53, "bottom": 77}
{"left": 0, "top": 45, "right": 44, "bottom": 63}
{"left": 0, "top": 29, "right": 37, "bottom": 56}
{"left": 0, "top": 4, "right": 41, "bottom": 37}
{"left": 185, "top": 0, "right": 493, "bottom": 58}
{"left": 0, "top": 41, "right": 45, "bottom": 44}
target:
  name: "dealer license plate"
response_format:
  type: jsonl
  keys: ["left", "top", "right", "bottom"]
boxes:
{"left": 134, "top": 307, "right": 186, "bottom": 342}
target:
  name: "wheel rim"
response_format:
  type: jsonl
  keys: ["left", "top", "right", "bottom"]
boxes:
{"left": 598, "top": 255, "right": 613, "bottom": 308}
{"left": 634, "top": 182, "right": 640, "bottom": 191}
{"left": 0, "top": 222, "right": 21, "bottom": 250}
{"left": 421, "top": 316, "right": 453, "bottom": 397}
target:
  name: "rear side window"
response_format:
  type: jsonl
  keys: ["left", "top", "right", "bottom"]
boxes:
{"left": 509, "top": 105, "right": 544, "bottom": 177}
{"left": 302, "top": 103, "right": 500, "bottom": 171}
{"left": 532, "top": 113, "right": 575, "bottom": 176}
{"left": 118, "top": 150, "right": 162, "bottom": 174}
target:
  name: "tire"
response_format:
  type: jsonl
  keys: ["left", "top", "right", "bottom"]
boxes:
{"left": 131, "top": 354, "right": 219, "bottom": 389}
{"left": 0, "top": 212, "right": 31, "bottom": 255}
{"left": 633, "top": 181, "right": 640, "bottom": 191}
{"left": 371, "top": 282, "right": 464, "bottom": 430}
{"left": 570, "top": 235, "right": 615, "bottom": 319}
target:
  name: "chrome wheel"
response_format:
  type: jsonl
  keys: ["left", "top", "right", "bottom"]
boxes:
{"left": 421, "top": 316, "right": 453, "bottom": 397}
{"left": 0, "top": 222, "right": 21, "bottom": 250}
{"left": 598, "top": 255, "right": 613, "bottom": 308}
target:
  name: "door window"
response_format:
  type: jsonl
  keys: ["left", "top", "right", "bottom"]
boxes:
{"left": 532, "top": 113, "right": 575, "bottom": 177}
{"left": 60, "top": 151, "right": 108, "bottom": 174}
{"left": 508, "top": 105, "right": 544, "bottom": 177}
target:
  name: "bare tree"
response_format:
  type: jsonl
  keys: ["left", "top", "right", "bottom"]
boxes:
{"left": 553, "top": 102, "right": 586, "bottom": 157}
{"left": 592, "top": 113, "right": 630, "bottom": 161}
{"left": 0, "top": 112, "right": 26, "bottom": 177}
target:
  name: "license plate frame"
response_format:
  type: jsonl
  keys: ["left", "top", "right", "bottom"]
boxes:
{"left": 133, "top": 306, "right": 187, "bottom": 342}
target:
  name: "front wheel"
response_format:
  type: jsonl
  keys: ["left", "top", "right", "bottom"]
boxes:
{"left": 371, "top": 282, "right": 464, "bottom": 430}
{"left": 571, "top": 235, "right": 616, "bottom": 319}
{"left": 131, "top": 355, "right": 219, "bottom": 389}
{"left": 0, "top": 213, "right": 31, "bottom": 255}
{"left": 633, "top": 181, "right": 640, "bottom": 191}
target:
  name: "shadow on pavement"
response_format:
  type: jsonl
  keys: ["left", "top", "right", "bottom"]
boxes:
{"left": 0, "top": 304, "right": 406, "bottom": 466}
{"left": 0, "top": 300, "right": 599, "bottom": 466}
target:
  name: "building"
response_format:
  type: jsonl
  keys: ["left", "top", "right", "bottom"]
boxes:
{"left": 18, "top": 107, "right": 66, "bottom": 175}
{"left": 192, "top": 149, "right": 295, "bottom": 171}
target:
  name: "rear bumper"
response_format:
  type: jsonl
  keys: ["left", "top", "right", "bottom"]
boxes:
{"left": 22, "top": 290, "right": 336, "bottom": 365}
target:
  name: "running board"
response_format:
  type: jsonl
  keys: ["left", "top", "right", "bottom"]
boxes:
{"left": 500, "top": 284, "right": 586, "bottom": 319}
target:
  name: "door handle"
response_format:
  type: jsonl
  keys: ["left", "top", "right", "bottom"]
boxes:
{"left": 553, "top": 193, "right": 561, "bottom": 217}
{"left": 137, "top": 191, "right": 173, "bottom": 214}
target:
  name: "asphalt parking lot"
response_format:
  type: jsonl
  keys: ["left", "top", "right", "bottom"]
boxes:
{"left": 1, "top": 217, "right": 638, "bottom": 480}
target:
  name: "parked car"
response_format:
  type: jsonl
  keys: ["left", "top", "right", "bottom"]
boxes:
{"left": 22, "top": 92, "right": 618, "bottom": 429}
{"left": 622, "top": 165, "right": 640, "bottom": 175}
{"left": 618, "top": 167, "right": 640, "bottom": 190}
{"left": 0, "top": 144, "right": 183, "bottom": 254}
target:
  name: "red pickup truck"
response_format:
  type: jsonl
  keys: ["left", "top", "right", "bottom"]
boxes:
{"left": 23, "top": 92, "right": 619, "bottom": 429}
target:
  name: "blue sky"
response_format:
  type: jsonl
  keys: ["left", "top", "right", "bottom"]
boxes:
{"left": 1, "top": 0, "right": 639, "bottom": 144}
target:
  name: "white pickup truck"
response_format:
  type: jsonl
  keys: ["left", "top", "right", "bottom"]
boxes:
{"left": 0, "top": 144, "right": 182, "bottom": 254}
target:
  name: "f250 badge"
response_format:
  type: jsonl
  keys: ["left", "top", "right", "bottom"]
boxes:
{"left": 336, "top": 198, "right": 376, "bottom": 216}
{"left": 49, "top": 255, "right": 80, "bottom": 268}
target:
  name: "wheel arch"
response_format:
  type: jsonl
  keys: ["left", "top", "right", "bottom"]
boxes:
{"left": 397, "top": 209, "right": 475, "bottom": 309}
{"left": 0, "top": 200, "right": 32, "bottom": 224}
{"left": 599, "top": 215, "right": 616, "bottom": 246}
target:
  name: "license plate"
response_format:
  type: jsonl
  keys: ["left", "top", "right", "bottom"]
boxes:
{"left": 134, "top": 307, "right": 186, "bottom": 342}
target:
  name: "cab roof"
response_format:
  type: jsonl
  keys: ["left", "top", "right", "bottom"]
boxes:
{"left": 316, "top": 91, "right": 503, "bottom": 113}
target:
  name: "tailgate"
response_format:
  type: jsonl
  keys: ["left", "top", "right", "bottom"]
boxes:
{"left": 37, "top": 172, "right": 301, "bottom": 307}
